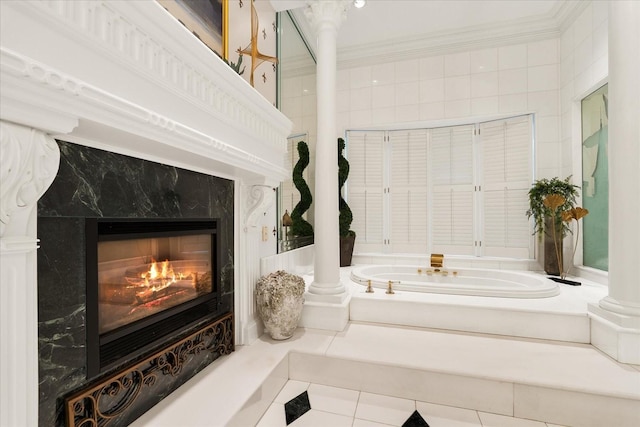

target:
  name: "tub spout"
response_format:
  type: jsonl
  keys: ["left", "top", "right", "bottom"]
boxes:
{"left": 430, "top": 253, "right": 444, "bottom": 268}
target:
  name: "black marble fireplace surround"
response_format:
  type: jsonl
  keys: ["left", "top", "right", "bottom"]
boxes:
{"left": 37, "top": 140, "right": 234, "bottom": 426}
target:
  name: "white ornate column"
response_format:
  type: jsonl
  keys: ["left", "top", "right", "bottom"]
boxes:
{"left": 299, "top": 0, "right": 351, "bottom": 331}
{"left": 0, "top": 121, "right": 60, "bottom": 426}
{"left": 588, "top": 0, "right": 640, "bottom": 364}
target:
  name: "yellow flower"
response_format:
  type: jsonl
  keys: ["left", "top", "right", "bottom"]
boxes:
{"left": 543, "top": 194, "right": 565, "bottom": 210}
{"left": 561, "top": 207, "right": 589, "bottom": 222}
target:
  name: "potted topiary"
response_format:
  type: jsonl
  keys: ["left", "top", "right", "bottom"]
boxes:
{"left": 338, "top": 138, "right": 356, "bottom": 267}
{"left": 290, "top": 141, "right": 314, "bottom": 239}
{"left": 526, "top": 176, "right": 579, "bottom": 277}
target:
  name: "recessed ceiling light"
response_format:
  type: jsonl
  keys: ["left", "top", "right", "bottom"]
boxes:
{"left": 354, "top": 0, "right": 366, "bottom": 8}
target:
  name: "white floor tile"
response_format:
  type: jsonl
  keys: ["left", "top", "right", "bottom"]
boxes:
{"left": 415, "top": 401, "right": 482, "bottom": 426}
{"left": 355, "top": 392, "right": 415, "bottom": 426}
{"left": 353, "top": 419, "right": 396, "bottom": 427}
{"left": 307, "top": 383, "right": 360, "bottom": 417}
{"left": 290, "top": 409, "right": 353, "bottom": 427}
{"left": 478, "top": 412, "right": 547, "bottom": 427}
{"left": 256, "top": 402, "right": 286, "bottom": 427}
{"left": 273, "top": 380, "right": 309, "bottom": 404}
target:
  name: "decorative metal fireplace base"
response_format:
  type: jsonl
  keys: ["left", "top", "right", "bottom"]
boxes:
{"left": 65, "top": 313, "right": 234, "bottom": 427}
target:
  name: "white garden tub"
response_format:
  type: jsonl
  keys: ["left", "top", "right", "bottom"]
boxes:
{"left": 350, "top": 265, "right": 560, "bottom": 298}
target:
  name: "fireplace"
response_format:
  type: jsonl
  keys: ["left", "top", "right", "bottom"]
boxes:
{"left": 86, "top": 218, "right": 223, "bottom": 377}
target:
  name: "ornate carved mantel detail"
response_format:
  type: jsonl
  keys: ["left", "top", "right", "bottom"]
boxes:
{"left": 245, "top": 184, "right": 276, "bottom": 230}
{"left": 0, "top": 121, "right": 60, "bottom": 239}
{"left": 304, "top": 0, "right": 351, "bottom": 33}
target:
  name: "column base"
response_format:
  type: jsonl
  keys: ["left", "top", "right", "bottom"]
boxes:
{"left": 588, "top": 303, "right": 640, "bottom": 364}
{"left": 299, "top": 291, "right": 350, "bottom": 332}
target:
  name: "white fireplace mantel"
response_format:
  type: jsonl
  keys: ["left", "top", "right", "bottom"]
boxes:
{"left": 0, "top": 1, "right": 292, "bottom": 425}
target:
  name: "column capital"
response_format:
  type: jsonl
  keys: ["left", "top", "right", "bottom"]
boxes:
{"left": 0, "top": 120, "right": 60, "bottom": 239}
{"left": 304, "top": 0, "right": 351, "bottom": 33}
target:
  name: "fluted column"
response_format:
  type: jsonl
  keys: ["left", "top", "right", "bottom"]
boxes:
{"left": 588, "top": 1, "right": 640, "bottom": 364}
{"left": 0, "top": 121, "right": 60, "bottom": 427}
{"left": 304, "top": 0, "right": 350, "bottom": 297}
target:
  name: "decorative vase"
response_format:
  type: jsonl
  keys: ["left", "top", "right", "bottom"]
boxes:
{"left": 544, "top": 216, "right": 563, "bottom": 276}
{"left": 255, "top": 270, "right": 305, "bottom": 340}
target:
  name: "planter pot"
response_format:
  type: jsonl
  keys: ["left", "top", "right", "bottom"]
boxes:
{"left": 255, "top": 270, "right": 305, "bottom": 340}
{"left": 544, "top": 216, "right": 563, "bottom": 276}
{"left": 340, "top": 233, "right": 356, "bottom": 267}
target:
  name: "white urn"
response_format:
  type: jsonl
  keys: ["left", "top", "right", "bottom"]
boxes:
{"left": 255, "top": 270, "right": 305, "bottom": 340}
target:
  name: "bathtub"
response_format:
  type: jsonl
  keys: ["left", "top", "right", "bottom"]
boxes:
{"left": 350, "top": 265, "right": 560, "bottom": 298}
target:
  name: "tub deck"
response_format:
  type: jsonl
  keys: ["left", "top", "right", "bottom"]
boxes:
{"left": 344, "top": 265, "right": 607, "bottom": 343}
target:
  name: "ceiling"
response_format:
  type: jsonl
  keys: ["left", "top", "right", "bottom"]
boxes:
{"left": 270, "top": 0, "right": 586, "bottom": 68}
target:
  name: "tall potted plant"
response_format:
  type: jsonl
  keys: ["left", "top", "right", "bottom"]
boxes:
{"left": 526, "top": 176, "right": 579, "bottom": 276}
{"left": 291, "top": 141, "right": 314, "bottom": 238}
{"left": 338, "top": 138, "right": 356, "bottom": 266}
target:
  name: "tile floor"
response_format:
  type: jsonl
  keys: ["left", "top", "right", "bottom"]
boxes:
{"left": 257, "top": 380, "right": 568, "bottom": 427}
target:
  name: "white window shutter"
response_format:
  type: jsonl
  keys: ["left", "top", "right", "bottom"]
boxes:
{"left": 430, "top": 125, "right": 475, "bottom": 255}
{"left": 347, "top": 131, "right": 385, "bottom": 252}
{"left": 480, "top": 116, "right": 532, "bottom": 258}
{"left": 389, "top": 129, "right": 428, "bottom": 253}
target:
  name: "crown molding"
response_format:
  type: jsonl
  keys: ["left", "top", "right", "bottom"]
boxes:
{"left": 290, "top": 0, "right": 587, "bottom": 70}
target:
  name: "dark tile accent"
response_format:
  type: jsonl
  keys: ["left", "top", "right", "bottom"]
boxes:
{"left": 402, "top": 410, "right": 430, "bottom": 427}
{"left": 284, "top": 391, "right": 311, "bottom": 425}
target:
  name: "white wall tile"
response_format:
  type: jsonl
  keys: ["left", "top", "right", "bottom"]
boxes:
{"left": 350, "top": 109, "right": 372, "bottom": 128}
{"left": 499, "top": 93, "right": 527, "bottom": 113}
{"left": 419, "top": 56, "right": 445, "bottom": 80}
{"left": 527, "top": 90, "right": 558, "bottom": 117}
{"left": 574, "top": 68, "right": 594, "bottom": 97}
{"left": 372, "top": 84, "right": 396, "bottom": 109}
{"left": 592, "top": 0, "right": 609, "bottom": 27}
{"left": 471, "top": 96, "right": 499, "bottom": 116}
{"left": 372, "top": 63, "right": 395, "bottom": 86}
{"left": 302, "top": 93, "right": 316, "bottom": 116}
{"left": 499, "top": 69, "right": 528, "bottom": 95}
{"left": 419, "top": 102, "right": 445, "bottom": 120}
{"left": 528, "top": 64, "right": 558, "bottom": 92}
{"left": 592, "top": 21, "right": 608, "bottom": 63}
{"left": 350, "top": 66, "right": 372, "bottom": 89}
{"left": 445, "top": 52, "right": 470, "bottom": 76}
{"left": 282, "top": 76, "right": 302, "bottom": 98}
{"left": 395, "top": 59, "right": 420, "bottom": 83}
{"left": 337, "top": 89, "right": 350, "bottom": 113}
{"left": 337, "top": 69, "right": 349, "bottom": 91}
{"left": 395, "top": 82, "right": 420, "bottom": 106}
{"left": 560, "top": 84, "right": 574, "bottom": 115}
{"left": 419, "top": 78, "right": 445, "bottom": 103}
{"left": 445, "top": 99, "right": 471, "bottom": 118}
{"left": 302, "top": 74, "right": 316, "bottom": 95}
{"left": 444, "top": 75, "right": 470, "bottom": 101}
{"left": 560, "top": 55, "right": 574, "bottom": 87}
{"left": 470, "top": 48, "right": 498, "bottom": 73}
{"left": 536, "top": 116, "right": 559, "bottom": 143}
{"left": 591, "top": 55, "right": 608, "bottom": 84}
{"left": 560, "top": 27, "right": 574, "bottom": 59}
{"left": 350, "top": 87, "right": 372, "bottom": 110}
{"left": 536, "top": 142, "right": 560, "bottom": 172}
{"left": 573, "top": 35, "right": 593, "bottom": 77}
{"left": 395, "top": 105, "right": 420, "bottom": 123}
{"left": 527, "top": 39, "right": 558, "bottom": 67}
{"left": 372, "top": 107, "right": 395, "bottom": 125}
{"left": 498, "top": 44, "right": 527, "bottom": 70}
{"left": 471, "top": 72, "right": 498, "bottom": 98}
{"left": 573, "top": 4, "right": 593, "bottom": 46}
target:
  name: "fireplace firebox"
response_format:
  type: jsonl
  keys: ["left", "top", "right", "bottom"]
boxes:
{"left": 86, "top": 218, "right": 223, "bottom": 378}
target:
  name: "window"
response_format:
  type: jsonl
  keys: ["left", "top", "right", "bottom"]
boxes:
{"left": 346, "top": 115, "right": 533, "bottom": 258}
{"left": 581, "top": 84, "right": 608, "bottom": 271}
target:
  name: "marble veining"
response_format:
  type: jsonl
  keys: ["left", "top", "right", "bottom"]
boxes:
{"left": 37, "top": 140, "right": 234, "bottom": 426}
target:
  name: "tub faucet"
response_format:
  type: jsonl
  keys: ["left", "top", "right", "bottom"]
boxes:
{"left": 430, "top": 253, "right": 444, "bottom": 268}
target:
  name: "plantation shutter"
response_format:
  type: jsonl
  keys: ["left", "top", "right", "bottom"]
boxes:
{"left": 347, "top": 131, "right": 385, "bottom": 252}
{"left": 430, "top": 125, "right": 475, "bottom": 255}
{"left": 480, "top": 115, "right": 532, "bottom": 258}
{"left": 388, "top": 129, "right": 428, "bottom": 253}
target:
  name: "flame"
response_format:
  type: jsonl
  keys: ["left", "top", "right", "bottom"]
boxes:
{"left": 139, "top": 259, "right": 178, "bottom": 290}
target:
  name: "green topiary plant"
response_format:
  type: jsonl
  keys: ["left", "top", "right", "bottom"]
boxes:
{"left": 338, "top": 138, "right": 354, "bottom": 238}
{"left": 526, "top": 176, "right": 579, "bottom": 238}
{"left": 338, "top": 138, "right": 356, "bottom": 266}
{"left": 291, "top": 141, "right": 314, "bottom": 237}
